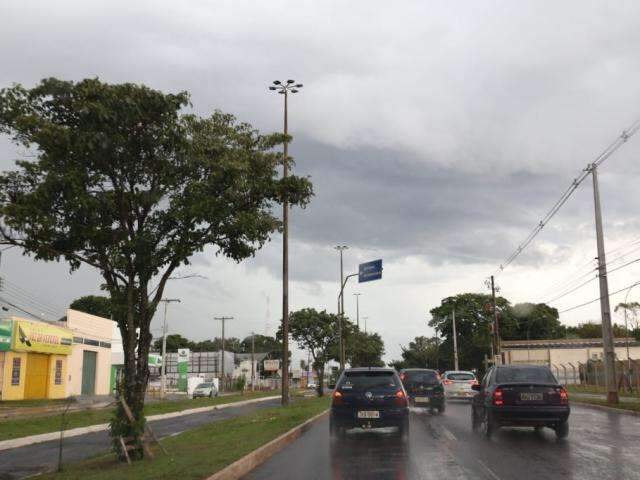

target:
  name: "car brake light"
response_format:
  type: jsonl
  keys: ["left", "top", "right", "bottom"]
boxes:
{"left": 558, "top": 387, "right": 568, "bottom": 405}
{"left": 400, "top": 373, "right": 406, "bottom": 381}
{"left": 469, "top": 380, "right": 479, "bottom": 385}
{"left": 493, "top": 388, "right": 504, "bottom": 406}
{"left": 395, "top": 390, "right": 408, "bottom": 407}
{"left": 332, "top": 390, "right": 343, "bottom": 406}
{"left": 444, "top": 379, "right": 453, "bottom": 385}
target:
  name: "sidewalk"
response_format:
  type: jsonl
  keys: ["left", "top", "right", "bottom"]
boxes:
{"left": 0, "top": 394, "right": 279, "bottom": 451}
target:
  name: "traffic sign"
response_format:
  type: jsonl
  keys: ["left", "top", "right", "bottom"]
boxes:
{"left": 359, "top": 259, "right": 383, "bottom": 283}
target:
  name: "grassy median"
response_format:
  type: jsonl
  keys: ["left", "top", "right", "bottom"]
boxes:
{"left": 40, "top": 395, "right": 330, "bottom": 480}
{"left": 0, "top": 391, "right": 276, "bottom": 442}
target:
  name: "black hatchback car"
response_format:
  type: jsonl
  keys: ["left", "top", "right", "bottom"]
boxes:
{"left": 330, "top": 367, "right": 409, "bottom": 439}
{"left": 471, "top": 365, "right": 570, "bottom": 439}
{"left": 400, "top": 368, "right": 445, "bottom": 413}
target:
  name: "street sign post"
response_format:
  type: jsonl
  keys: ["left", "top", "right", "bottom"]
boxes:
{"left": 358, "top": 259, "right": 383, "bottom": 283}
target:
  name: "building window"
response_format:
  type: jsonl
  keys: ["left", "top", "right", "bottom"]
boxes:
{"left": 11, "top": 358, "right": 21, "bottom": 386}
{"left": 55, "top": 360, "right": 63, "bottom": 385}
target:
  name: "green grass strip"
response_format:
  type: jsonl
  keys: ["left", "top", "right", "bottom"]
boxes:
{"left": 0, "top": 391, "right": 275, "bottom": 442}
{"left": 40, "top": 395, "right": 330, "bottom": 480}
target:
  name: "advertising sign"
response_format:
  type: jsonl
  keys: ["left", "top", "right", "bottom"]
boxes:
{"left": 148, "top": 353, "right": 162, "bottom": 368}
{"left": 177, "top": 348, "right": 189, "bottom": 392}
{"left": 358, "top": 259, "right": 383, "bottom": 283}
{"left": 0, "top": 320, "right": 11, "bottom": 352}
{"left": 264, "top": 359, "right": 280, "bottom": 371}
{"left": 12, "top": 320, "right": 73, "bottom": 355}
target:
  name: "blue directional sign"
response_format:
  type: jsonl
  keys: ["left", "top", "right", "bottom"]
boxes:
{"left": 359, "top": 259, "right": 383, "bottom": 283}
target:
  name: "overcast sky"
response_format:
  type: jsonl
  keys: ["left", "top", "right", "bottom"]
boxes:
{"left": 2, "top": 0, "right": 640, "bottom": 364}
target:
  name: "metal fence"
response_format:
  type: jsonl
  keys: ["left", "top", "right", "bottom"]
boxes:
{"left": 550, "top": 360, "right": 640, "bottom": 391}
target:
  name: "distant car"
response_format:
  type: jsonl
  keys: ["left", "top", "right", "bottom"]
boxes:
{"left": 442, "top": 371, "right": 477, "bottom": 400}
{"left": 330, "top": 367, "right": 409, "bottom": 440}
{"left": 471, "top": 365, "right": 570, "bottom": 439}
{"left": 307, "top": 382, "right": 317, "bottom": 389}
{"left": 192, "top": 382, "right": 218, "bottom": 399}
{"left": 399, "top": 368, "right": 445, "bottom": 413}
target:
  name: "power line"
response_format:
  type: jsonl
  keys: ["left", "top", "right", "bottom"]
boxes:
{"left": 559, "top": 279, "right": 640, "bottom": 314}
{"left": 0, "top": 296, "right": 51, "bottom": 322}
{"left": 493, "top": 117, "right": 640, "bottom": 277}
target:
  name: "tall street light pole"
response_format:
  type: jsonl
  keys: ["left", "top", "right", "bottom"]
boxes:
{"left": 354, "top": 293, "right": 361, "bottom": 330}
{"left": 159, "top": 298, "right": 181, "bottom": 399}
{"left": 362, "top": 316, "right": 369, "bottom": 334}
{"left": 590, "top": 164, "right": 618, "bottom": 404}
{"left": 335, "top": 245, "right": 348, "bottom": 370}
{"left": 269, "top": 79, "right": 303, "bottom": 406}
{"left": 451, "top": 307, "right": 459, "bottom": 371}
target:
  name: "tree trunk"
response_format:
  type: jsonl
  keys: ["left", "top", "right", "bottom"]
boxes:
{"left": 109, "top": 286, "right": 151, "bottom": 460}
{"left": 316, "top": 365, "right": 324, "bottom": 397}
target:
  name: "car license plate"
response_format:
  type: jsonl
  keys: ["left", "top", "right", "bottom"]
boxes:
{"left": 357, "top": 411, "right": 380, "bottom": 419}
{"left": 414, "top": 396, "right": 430, "bottom": 403}
{"left": 520, "top": 392, "right": 543, "bottom": 401}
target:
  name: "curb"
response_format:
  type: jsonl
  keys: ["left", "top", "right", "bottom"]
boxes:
{"left": 206, "top": 409, "right": 329, "bottom": 480}
{"left": 0, "top": 395, "right": 280, "bottom": 452}
{"left": 572, "top": 399, "right": 640, "bottom": 416}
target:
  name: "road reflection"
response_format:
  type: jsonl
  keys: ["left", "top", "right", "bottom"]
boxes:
{"left": 330, "top": 429, "right": 409, "bottom": 480}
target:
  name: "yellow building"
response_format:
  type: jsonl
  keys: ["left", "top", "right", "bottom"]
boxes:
{"left": 0, "top": 318, "right": 72, "bottom": 400}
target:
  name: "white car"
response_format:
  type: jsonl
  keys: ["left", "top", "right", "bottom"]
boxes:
{"left": 307, "top": 382, "right": 317, "bottom": 389}
{"left": 192, "top": 382, "right": 218, "bottom": 399}
{"left": 442, "top": 371, "right": 477, "bottom": 400}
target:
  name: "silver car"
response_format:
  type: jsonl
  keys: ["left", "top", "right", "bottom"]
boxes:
{"left": 442, "top": 371, "right": 477, "bottom": 400}
{"left": 192, "top": 382, "right": 218, "bottom": 399}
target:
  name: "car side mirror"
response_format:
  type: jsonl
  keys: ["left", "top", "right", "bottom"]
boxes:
{"left": 471, "top": 384, "right": 481, "bottom": 392}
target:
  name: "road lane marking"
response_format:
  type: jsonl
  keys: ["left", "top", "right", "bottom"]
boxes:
{"left": 478, "top": 460, "right": 501, "bottom": 480}
{"left": 441, "top": 426, "right": 457, "bottom": 442}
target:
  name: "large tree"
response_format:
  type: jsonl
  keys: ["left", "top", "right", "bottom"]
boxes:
{"left": 389, "top": 336, "right": 440, "bottom": 371}
{"left": 344, "top": 329, "right": 385, "bottom": 367}
{"left": 506, "top": 302, "right": 565, "bottom": 341}
{"left": 285, "top": 308, "right": 339, "bottom": 397}
{"left": 152, "top": 334, "right": 194, "bottom": 352}
{"left": 429, "top": 293, "right": 509, "bottom": 372}
{"left": 69, "top": 295, "right": 113, "bottom": 319}
{"left": 0, "top": 78, "right": 313, "bottom": 457}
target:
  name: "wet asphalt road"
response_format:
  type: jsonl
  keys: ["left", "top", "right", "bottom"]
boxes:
{"left": 245, "top": 401, "right": 640, "bottom": 480}
{"left": 0, "top": 398, "right": 280, "bottom": 480}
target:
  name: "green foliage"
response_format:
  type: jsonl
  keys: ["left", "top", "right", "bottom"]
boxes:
{"left": 70, "top": 295, "right": 113, "bottom": 319}
{"left": 429, "top": 293, "right": 502, "bottom": 371}
{"left": 284, "top": 308, "right": 340, "bottom": 396}
{"left": 0, "top": 77, "right": 313, "bottom": 457}
{"left": 389, "top": 336, "right": 440, "bottom": 370}
{"left": 234, "top": 375, "right": 247, "bottom": 391}
{"left": 240, "top": 334, "right": 282, "bottom": 358}
{"left": 345, "top": 330, "right": 385, "bottom": 367}
{"left": 506, "top": 302, "right": 564, "bottom": 340}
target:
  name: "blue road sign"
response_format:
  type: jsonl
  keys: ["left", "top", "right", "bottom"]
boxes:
{"left": 359, "top": 259, "right": 383, "bottom": 283}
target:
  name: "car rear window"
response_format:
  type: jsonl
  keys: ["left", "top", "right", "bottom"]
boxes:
{"left": 496, "top": 367, "right": 556, "bottom": 384}
{"left": 402, "top": 370, "right": 439, "bottom": 384}
{"left": 197, "top": 383, "right": 212, "bottom": 388}
{"left": 446, "top": 373, "right": 475, "bottom": 381}
{"left": 339, "top": 371, "right": 400, "bottom": 391}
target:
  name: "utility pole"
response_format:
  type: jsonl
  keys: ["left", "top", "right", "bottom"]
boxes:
{"left": 159, "top": 298, "right": 181, "bottom": 399}
{"left": 214, "top": 316, "right": 233, "bottom": 392}
{"left": 251, "top": 331, "right": 255, "bottom": 392}
{"left": 354, "top": 293, "right": 361, "bottom": 330}
{"left": 452, "top": 307, "right": 459, "bottom": 371}
{"left": 362, "top": 316, "right": 369, "bottom": 334}
{"left": 335, "top": 245, "right": 348, "bottom": 370}
{"left": 269, "top": 79, "right": 303, "bottom": 406}
{"left": 591, "top": 164, "right": 618, "bottom": 404}
{"left": 491, "top": 275, "right": 501, "bottom": 361}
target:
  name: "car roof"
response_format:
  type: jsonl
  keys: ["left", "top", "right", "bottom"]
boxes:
{"left": 345, "top": 367, "right": 395, "bottom": 372}
{"left": 496, "top": 364, "right": 550, "bottom": 369}
{"left": 443, "top": 370, "right": 475, "bottom": 374}
{"left": 400, "top": 368, "right": 438, "bottom": 372}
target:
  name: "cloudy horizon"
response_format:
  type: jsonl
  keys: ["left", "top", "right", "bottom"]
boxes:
{"left": 2, "top": 0, "right": 640, "bottom": 363}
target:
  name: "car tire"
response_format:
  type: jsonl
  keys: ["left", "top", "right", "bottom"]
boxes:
{"left": 439, "top": 403, "right": 446, "bottom": 414}
{"left": 429, "top": 407, "right": 438, "bottom": 415}
{"left": 555, "top": 420, "right": 569, "bottom": 439}
{"left": 482, "top": 410, "right": 496, "bottom": 439}
{"left": 330, "top": 418, "right": 345, "bottom": 441}
{"left": 471, "top": 407, "right": 481, "bottom": 433}
{"left": 398, "top": 417, "right": 410, "bottom": 442}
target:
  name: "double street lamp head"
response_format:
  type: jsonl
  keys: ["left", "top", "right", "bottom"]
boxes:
{"left": 269, "top": 79, "right": 304, "bottom": 95}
